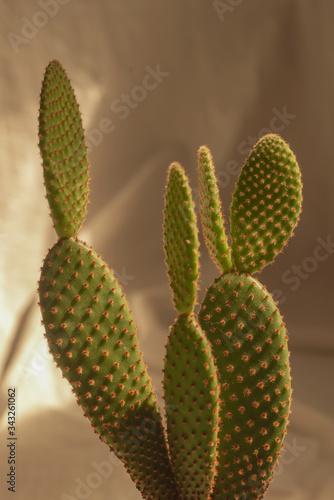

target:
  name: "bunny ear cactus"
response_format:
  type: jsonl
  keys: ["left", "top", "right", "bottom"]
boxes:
{"left": 37, "top": 60, "right": 178, "bottom": 500}
{"left": 197, "top": 136, "right": 302, "bottom": 499}
{"left": 37, "top": 60, "right": 303, "bottom": 500}
{"left": 163, "top": 164, "right": 220, "bottom": 499}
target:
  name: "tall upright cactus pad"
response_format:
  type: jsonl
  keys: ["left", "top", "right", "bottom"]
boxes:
{"left": 163, "top": 163, "right": 199, "bottom": 314}
{"left": 38, "top": 61, "right": 178, "bottom": 500}
{"left": 39, "top": 60, "right": 90, "bottom": 238}
{"left": 199, "top": 273, "right": 291, "bottom": 499}
{"left": 231, "top": 134, "right": 302, "bottom": 274}
{"left": 198, "top": 146, "right": 233, "bottom": 274}
{"left": 39, "top": 238, "right": 178, "bottom": 500}
{"left": 163, "top": 163, "right": 220, "bottom": 499}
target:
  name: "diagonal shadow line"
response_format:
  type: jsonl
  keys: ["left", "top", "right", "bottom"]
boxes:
{"left": 0, "top": 294, "right": 37, "bottom": 386}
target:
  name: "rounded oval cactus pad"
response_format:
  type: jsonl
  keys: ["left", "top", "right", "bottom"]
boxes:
{"left": 39, "top": 60, "right": 90, "bottom": 238}
{"left": 231, "top": 134, "right": 302, "bottom": 274}
{"left": 199, "top": 272, "right": 292, "bottom": 499}
{"left": 38, "top": 237, "right": 178, "bottom": 500}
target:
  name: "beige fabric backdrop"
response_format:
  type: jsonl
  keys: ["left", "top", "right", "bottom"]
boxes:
{"left": 0, "top": 1, "right": 333, "bottom": 499}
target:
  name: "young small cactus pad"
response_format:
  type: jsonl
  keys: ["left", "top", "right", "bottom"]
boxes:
{"left": 198, "top": 146, "right": 234, "bottom": 274}
{"left": 39, "top": 60, "right": 90, "bottom": 238}
{"left": 163, "top": 163, "right": 220, "bottom": 499}
{"left": 196, "top": 136, "right": 302, "bottom": 499}
{"left": 163, "top": 163, "right": 199, "bottom": 314}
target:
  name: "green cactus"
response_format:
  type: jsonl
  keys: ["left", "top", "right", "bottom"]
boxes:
{"left": 37, "top": 60, "right": 303, "bottom": 500}
{"left": 197, "top": 138, "right": 302, "bottom": 499}
{"left": 162, "top": 164, "right": 220, "bottom": 498}
{"left": 163, "top": 163, "right": 199, "bottom": 315}
{"left": 39, "top": 60, "right": 90, "bottom": 238}
{"left": 230, "top": 135, "right": 302, "bottom": 274}
{"left": 38, "top": 60, "right": 178, "bottom": 500}
{"left": 197, "top": 147, "right": 233, "bottom": 274}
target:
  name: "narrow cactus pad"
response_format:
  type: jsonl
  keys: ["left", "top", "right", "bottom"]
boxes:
{"left": 198, "top": 146, "right": 233, "bottom": 274}
{"left": 230, "top": 134, "right": 302, "bottom": 274}
{"left": 163, "top": 314, "right": 220, "bottom": 499}
{"left": 164, "top": 163, "right": 199, "bottom": 314}
{"left": 198, "top": 272, "right": 291, "bottom": 499}
{"left": 38, "top": 238, "right": 178, "bottom": 500}
{"left": 39, "top": 60, "right": 90, "bottom": 238}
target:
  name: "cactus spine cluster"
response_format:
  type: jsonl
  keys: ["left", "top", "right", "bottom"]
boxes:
{"left": 38, "top": 60, "right": 302, "bottom": 500}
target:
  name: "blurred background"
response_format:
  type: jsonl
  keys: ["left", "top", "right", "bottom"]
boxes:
{"left": 0, "top": 1, "right": 333, "bottom": 499}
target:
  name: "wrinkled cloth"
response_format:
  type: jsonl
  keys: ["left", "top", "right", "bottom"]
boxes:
{"left": 0, "top": 1, "right": 333, "bottom": 499}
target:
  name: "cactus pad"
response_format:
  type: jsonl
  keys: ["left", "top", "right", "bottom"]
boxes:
{"left": 39, "top": 60, "right": 90, "bottom": 238}
{"left": 230, "top": 134, "right": 302, "bottom": 274}
{"left": 163, "top": 314, "right": 220, "bottom": 499}
{"left": 198, "top": 146, "right": 233, "bottom": 273}
{"left": 163, "top": 163, "right": 199, "bottom": 314}
{"left": 38, "top": 237, "right": 177, "bottom": 499}
{"left": 199, "top": 272, "right": 291, "bottom": 499}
